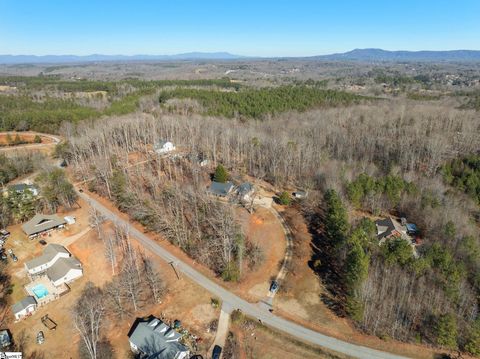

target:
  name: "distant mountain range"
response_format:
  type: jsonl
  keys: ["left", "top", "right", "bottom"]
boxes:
{"left": 1, "top": 49, "right": 480, "bottom": 64}
{"left": 0, "top": 52, "right": 245, "bottom": 64}
{"left": 311, "top": 48, "right": 480, "bottom": 62}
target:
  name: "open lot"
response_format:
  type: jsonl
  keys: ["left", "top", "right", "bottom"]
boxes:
{"left": 229, "top": 315, "right": 351, "bottom": 359}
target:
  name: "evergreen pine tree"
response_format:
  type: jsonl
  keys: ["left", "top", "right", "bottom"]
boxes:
{"left": 214, "top": 164, "right": 228, "bottom": 183}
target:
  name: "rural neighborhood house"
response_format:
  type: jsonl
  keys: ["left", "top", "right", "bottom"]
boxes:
{"left": 11, "top": 296, "right": 37, "bottom": 321}
{"left": 22, "top": 214, "right": 67, "bottom": 238}
{"left": 128, "top": 316, "right": 190, "bottom": 359}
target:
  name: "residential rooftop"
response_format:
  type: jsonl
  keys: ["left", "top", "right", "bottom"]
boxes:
{"left": 21, "top": 214, "right": 66, "bottom": 237}
{"left": 25, "top": 244, "right": 70, "bottom": 270}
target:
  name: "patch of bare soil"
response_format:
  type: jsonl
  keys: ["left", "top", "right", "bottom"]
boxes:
{"left": 0, "top": 132, "right": 54, "bottom": 146}
{"left": 234, "top": 207, "right": 286, "bottom": 300}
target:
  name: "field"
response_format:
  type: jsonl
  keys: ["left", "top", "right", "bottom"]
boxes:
{"left": 228, "top": 314, "right": 351, "bottom": 359}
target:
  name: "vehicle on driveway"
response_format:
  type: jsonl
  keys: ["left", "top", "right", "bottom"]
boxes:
{"left": 36, "top": 331, "right": 45, "bottom": 344}
{"left": 269, "top": 280, "right": 279, "bottom": 293}
{"left": 10, "top": 253, "right": 18, "bottom": 262}
{"left": 39, "top": 239, "right": 47, "bottom": 246}
{"left": 0, "top": 251, "right": 7, "bottom": 261}
{"left": 212, "top": 345, "right": 222, "bottom": 359}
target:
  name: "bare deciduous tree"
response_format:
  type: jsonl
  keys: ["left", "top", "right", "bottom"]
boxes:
{"left": 72, "top": 283, "right": 106, "bottom": 359}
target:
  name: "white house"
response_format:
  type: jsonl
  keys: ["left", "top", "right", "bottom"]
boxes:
{"left": 12, "top": 296, "right": 37, "bottom": 320}
{"left": 47, "top": 257, "right": 83, "bottom": 287}
{"left": 154, "top": 140, "right": 175, "bottom": 154}
{"left": 25, "top": 244, "right": 83, "bottom": 286}
{"left": 25, "top": 244, "right": 70, "bottom": 275}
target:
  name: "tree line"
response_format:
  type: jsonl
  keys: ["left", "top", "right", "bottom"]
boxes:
{"left": 159, "top": 85, "right": 364, "bottom": 119}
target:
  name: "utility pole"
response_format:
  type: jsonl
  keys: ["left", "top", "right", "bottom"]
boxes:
{"left": 169, "top": 261, "right": 180, "bottom": 280}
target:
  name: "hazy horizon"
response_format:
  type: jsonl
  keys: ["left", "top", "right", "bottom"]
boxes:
{"left": 1, "top": 0, "right": 479, "bottom": 57}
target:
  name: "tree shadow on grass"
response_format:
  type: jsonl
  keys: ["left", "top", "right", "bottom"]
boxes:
{"left": 304, "top": 208, "right": 347, "bottom": 318}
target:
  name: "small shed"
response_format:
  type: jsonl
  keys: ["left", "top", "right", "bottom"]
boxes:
{"left": 12, "top": 296, "right": 37, "bottom": 320}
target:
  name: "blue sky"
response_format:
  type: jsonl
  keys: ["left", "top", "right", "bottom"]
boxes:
{"left": 1, "top": 0, "right": 479, "bottom": 56}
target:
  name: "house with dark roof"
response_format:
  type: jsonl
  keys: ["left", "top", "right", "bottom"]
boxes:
{"left": 25, "top": 244, "right": 83, "bottom": 286}
{"left": 207, "top": 181, "right": 234, "bottom": 197}
{"left": 374, "top": 217, "right": 420, "bottom": 255}
{"left": 22, "top": 214, "right": 67, "bottom": 238}
{"left": 375, "top": 217, "right": 407, "bottom": 242}
{"left": 12, "top": 296, "right": 37, "bottom": 320}
{"left": 128, "top": 317, "right": 189, "bottom": 359}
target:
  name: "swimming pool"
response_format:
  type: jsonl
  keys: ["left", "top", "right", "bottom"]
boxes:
{"left": 32, "top": 284, "right": 49, "bottom": 299}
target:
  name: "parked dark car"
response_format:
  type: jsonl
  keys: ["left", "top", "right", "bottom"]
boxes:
{"left": 269, "top": 280, "right": 279, "bottom": 293}
{"left": 39, "top": 240, "right": 47, "bottom": 246}
{"left": 212, "top": 345, "right": 222, "bottom": 359}
{"left": 10, "top": 253, "right": 18, "bottom": 262}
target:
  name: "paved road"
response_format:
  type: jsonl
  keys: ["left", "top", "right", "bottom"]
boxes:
{"left": 79, "top": 191, "right": 409, "bottom": 359}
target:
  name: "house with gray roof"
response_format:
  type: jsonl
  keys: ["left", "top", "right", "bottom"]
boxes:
{"left": 46, "top": 256, "right": 82, "bottom": 287}
{"left": 129, "top": 317, "right": 189, "bottom": 359}
{"left": 9, "top": 183, "right": 39, "bottom": 197}
{"left": 22, "top": 214, "right": 66, "bottom": 238}
{"left": 0, "top": 329, "right": 12, "bottom": 348}
{"left": 375, "top": 217, "right": 407, "bottom": 242}
{"left": 207, "top": 181, "right": 234, "bottom": 197}
{"left": 25, "top": 244, "right": 83, "bottom": 286}
{"left": 12, "top": 296, "right": 37, "bottom": 321}
{"left": 25, "top": 244, "right": 70, "bottom": 275}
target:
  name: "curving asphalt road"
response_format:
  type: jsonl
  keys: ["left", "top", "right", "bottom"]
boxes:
{"left": 79, "top": 191, "right": 409, "bottom": 359}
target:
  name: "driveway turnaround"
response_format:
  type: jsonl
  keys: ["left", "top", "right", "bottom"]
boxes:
{"left": 79, "top": 191, "right": 409, "bottom": 359}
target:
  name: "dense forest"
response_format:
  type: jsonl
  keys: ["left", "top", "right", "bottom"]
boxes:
{"left": 443, "top": 155, "right": 480, "bottom": 204}
{"left": 159, "top": 85, "right": 364, "bottom": 119}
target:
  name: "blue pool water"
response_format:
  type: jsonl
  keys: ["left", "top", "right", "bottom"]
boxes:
{"left": 32, "top": 284, "right": 49, "bottom": 299}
